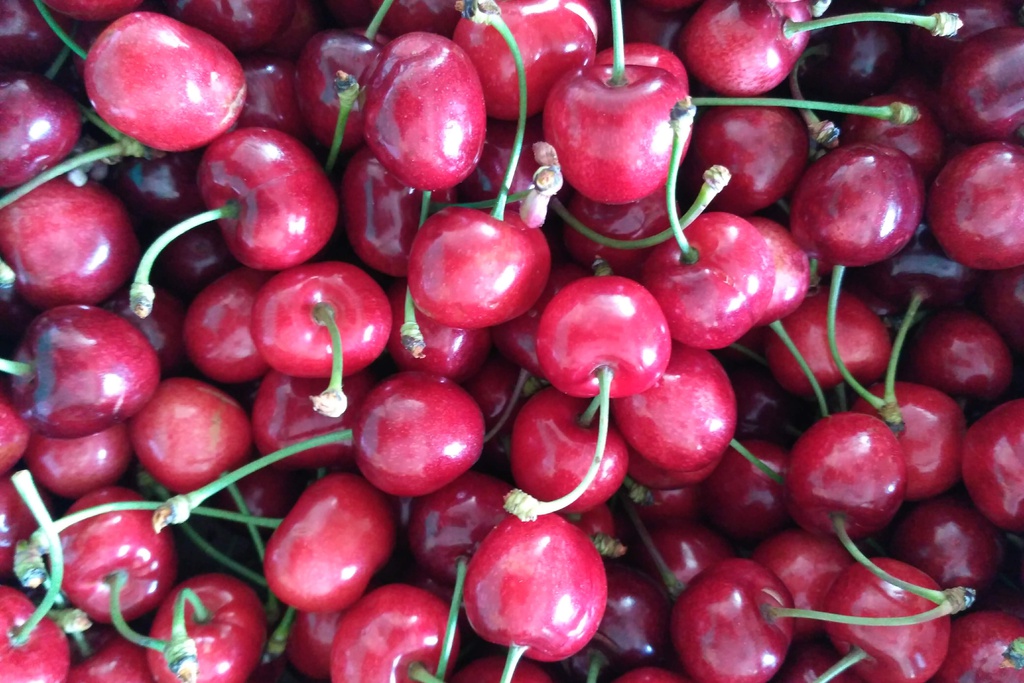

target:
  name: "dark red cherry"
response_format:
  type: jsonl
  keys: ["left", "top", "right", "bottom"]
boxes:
{"left": 212, "top": 465, "right": 304, "bottom": 519}
{"left": 962, "top": 399, "right": 1024, "bottom": 532}
{"left": 612, "top": 342, "right": 735, "bottom": 473}
{"left": 324, "top": 0, "right": 372, "bottom": 27}
{"left": 932, "top": 610, "right": 1024, "bottom": 683}
{"left": 633, "top": 521, "right": 735, "bottom": 589}
{"left": 250, "top": 261, "right": 391, "bottom": 378}
{"left": 611, "top": 669, "right": 693, "bottom": 683}
{"left": 456, "top": 116, "right": 542, "bottom": 209}
{"left": 263, "top": 0, "right": 324, "bottom": 58}
{"left": 354, "top": 371, "right": 484, "bottom": 497}
{"left": 164, "top": 0, "right": 295, "bottom": 53}
{"left": 700, "top": 440, "right": 789, "bottom": 543}
{"left": 0, "top": 585, "right": 70, "bottom": 683}
{"left": 366, "top": 0, "right": 460, "bottom": 38}
{"left": 798, "top": 15, "right": 902, "bottom": 104}
{"left": 909, "top": 0, "right": 1017, "bottom": 69}
{"left": 772, "top": 640, "right": 865, "bottom": 683}
{"left": 785, "top": 412, "right": 906, "bottom": 538}
{"left": 0, "top": 390, "right": 29, "bottom": 475}
{"left": 24, "top": 424, "right": 132, "bottom": 500}
{"left": 454, "top": 0, "right": 596, "bottom": 120}
{"left": 461, "top": 354, "right": 525, "bottom": 436}
{"left": 0, "top": 0, "right": 69, "bottom": 70}
{"left": 927, "top": 142, "right": 1024, "bottom": 270}
{"left": 621, "top": 2, "right": 682, "bottom": 50}
{"left": 0, "top": 475, "right": 37, "bottom": 577}
{"left": 286, "top": 608, "right": 344, "bottom": 681}
{"left": 0, "top": 179, "right": 139, "bottom": 310}
{"left": 103, "top": 286, "right": 186, "bottom": 375}
{"left": 628, "top": 446, "right": 719, "bottom": 490}
{"left": 41, "top": 0, "right": 142, "bottom": 20}
{"left": 595, "top": 43, "right": 690, "bottom": 85}
{"left": 362, "top": 32, "right": 486, "bottom": 191}
{"left": 463, "top": 514, "right": 607, "bottom": 661}
{"left": 85, "top": 12, "right": 246, "bottom": 152}
{"left": 677, "top": 0, "right": 810, "bottom": 96}
{"left": 0, "top": 72, "right": 80, "bottom": 189}
{"left": 670, "top": 558, "right": 793, "bottom": 683}
{"left": 842, "top": 95, "right": 946, "bottom": 185}
{"left": 980, "top": 264, "right": 1024, "bottom": 354}
{"left": 197, "top": 127, "right": 338, "bottom": 270}
{"left": 108, "top": 151, "right": 206, "bottom": 230}
{"left": 635, "top": 485, "right": 702, "bottom": 527}
{"left": 0, "top": 283, "right": 36, "bottom": 345}
{"left": 450, "top": 655, "right": 555, "bottom": 683}
{"left": 536, "top": 275, "right": 671, "bottom": 398}
{"left": 68, "top": 633, "right": 153, "bottom": 683}
{"left": 62, "top": 486, "right": 178, "bottom": 623}
{"left": 237, "top": 54, "right": 309, "bottom": 142}
{"left": 152, "top": 223, "right": 239, "bottom": 300}
{"left": 9, "top": 305, "right": 160, "bottom": 439}
{"left": 727, "top": 364, "right": 801, "bottom": 443}
{"left": 129, "top": 377, "right": 252, "bottom": 494}
{"left": 407, "top": 208, "right": 551, "bottom": 330}
{"left": 543, "top": 64, "right": 688, "bottom": 205}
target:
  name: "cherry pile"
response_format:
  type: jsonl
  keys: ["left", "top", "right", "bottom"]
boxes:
{"left": 1, "top": 0, "right": 1023, "bottom": 682}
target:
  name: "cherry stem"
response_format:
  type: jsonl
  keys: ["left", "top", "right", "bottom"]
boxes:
{"left": 834, "top": 384, "right": 848, "bottom": 412}
{"left": 0, "top": 357, "right": 33, "bottom": 378}
{"left": 827, "top": 266, "right": 890, "bottom": 414}
{"left": 666, "top": 101, "right": 699, "bottom": 263}
{"left": 586, "top": 652, "right": 607, "bottom": 683}
{"left": 172, "top": 589, "right": 209, "bottom": 639}
{"left": 164, "top": 589, "right": 204, "bottom": 683}
{"left": 789, "top": 47, "right": 839, "bottom": 148}
{"left": 0, "top": 258, "right": 14, "bottom": 287}
{"left": 408, "top": 662, "right": 447, "bottom": 683}
{"left": 608, "top": 0, "right": 626, "bottom": 86}
{"left": 620, "top": 495, "right": 684, "bottom": 599}
{"left": 178, "top": 521, "right": 269, "bottom": 588}
{"left": 768, "top": 600, "right": 956, "bottom": 626}
{"left": 154, "top": 429, "right": 353, "bottom": 531}
{"left": 106, "top": 570, "right": 169, "bottom": 652}
{"left": 621, "top": 475, "right": 654, "bottom": 507}
{"left": 402, "top": 189, "right": 432, "bottom": 357}
{"left": 768, "top": 320, "right": 829, "bottom": 418}
{"left": 9, "top": 471, "right": 62, "bottom": 646}
{"left": 130, "top": 203, "right": 239, "bottom": 318}
{"left": 325, "top": 72, "right": 360, "bottom": 175}
{"left": 48, "top": 501, "right": 281, "bottom": 538}
{"left": 364, "top": 0, "right": 395, "bottom": 41}
{"left": 783, "top": 11, "right": 962, "bottom": 39}
{"left": 265, "top": 606, "right": 296, "bottom": 658}
{"left": 431, "top": 189, "right": 531, "bottom": 211}
{"left": 436, "top": 557, "right": 467, "bottom": 677}
{"left": 729, "top": 439, "right": 784, "bottom": 485}
{"left": 310, "top": 302, "right": 348, "bottom": 418}
{"left": 728, "top": 343, "right": 768, "bottom": 366}
{"left": 44, "top": 41, "right": 72, "bottom": 80}
{"left": 504, "top": 366, "right": 612, "bottom": 521}
{"left": 813, "top": 647, "right": 869, "bottom": 683}
{"left": 883, "top": 293, "right": 924, "bottom": 407}
{"left": 79, "top": 104, "right": 126, "bottom": 142}
{"left": 484, "top": 368, "right": 530, "bottom": 442}
{"left": 578, "top": 391, "right": 602, "bottom": 429}
{"left": 831, "top": 514, "right": 947, "bottom": 605}
{"left": 689, "top": 97, "right": 919, "bottom": 125}
{"left": 225, "top": 482, "right": 267, "bottom": 562}
{"left": 0, "top": 139, "right": 147, "bottom": 211}
{"left": 32, "top": 0, "right": 86, "bottom": 59}
{"left": 500, "top": 644, "right": 529, "bottom": 683}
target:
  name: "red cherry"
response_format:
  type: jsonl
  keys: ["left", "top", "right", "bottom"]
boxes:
{"left": 748, "top": 217, "right": 810, "bottom": 325}
{"left": 264, "top": 473, "right": 396, "bottom": 613}
{"left": 728, "top": 364, "right": 801, "bottom": 443}
{"left": 24, "top": 424, "right": 132, "bottom": 500}
{"left": 980, "top": 264, "right": 1024, "bottom": 354}
{"left": 366, "top": 0, "right": 460, "bottom": 38}
{"left": 908, "top": 0, "right": 1017, "bottom": 69}
{"left": 152, "top": 223, "right": 239, "bottom": 300}
{"left": 211, "top": 465, "right": 304, "bottom": 519}
{"left": 932, "top": 610, "right": 1024, "bottom": 683}
{"left": 627, "top": 446, "right": 719, "bottom": 489}
{"left": 798, "top": 13, "right": 902, "bottom": 104}
{"left": 842, "top": 95, "right": 946, "bottom": 185}
{"left": 263, "top": 0, "right": 324, "bottom": 59}
{"left": 455, "top": 116, "right": 542, "bottom": 209}
{"left": 103, "top": 285, "right": 187, "bottom": 375}
{"left": 0, "top": 475, "right": 37, "bottom": 578}
{"left": 450, "top": 655, "right": 555, "bottom": 683}
{"left": 962, "top": 399, "right": 1024, "bottom": 532}
{"left": 286, "top": 608, "right": 344, "bottom": 681}
{"left": 68, "top": 634, "right": 153, "bottom": 683}
{"left": 84, "top": 12, "right": 246, "bottom": 152}
{"left": 700, "top": 440, "right": 789, "bottom": 543}
{"left": 0, "top": 389, "right": 29, "bottom": 475}
{"left": 634, "top": 485, "right": 702, "bottom": 527}
{"left": 42, "top": 0, "right": 142, "bottom": 21}
{"left": 595, "top": 43, "right": 690, "bottom": 85}
{"left": 0, "top": 72, "right": 81, "bottom": 189}
{"left": 633, "top": 521, "right": 735, "bottom": 589}
{"left": 772, "top": 640, "right": 865, "bottom": 683}
{"left": 237, "top": 54, "right": 310, "bottom": 142}
{"left": 0, "top": 0, "right": 69, "bottom": 71}
{"left": 164, "top": 0, "right": 295, "bottom": 53}
{"left": 0, "top": 585, "right": 70, "bottom": 683}
{"left": 611, "top": 669, "right": 693, "bottom": 683}
{"left": 622, "top": 3, "right": 685, "bottom": 50}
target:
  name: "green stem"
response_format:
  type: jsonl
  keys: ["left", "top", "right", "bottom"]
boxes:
{"left": 812, "top": 647, "right": 869, "bottom": 683}
{"left": 265, "top": 606, "right": 297, "bottom": 657}
{"left": 431, "top": 190, "right": 531, "bottom": 211}
{"left": 0, "top": 257, "right": 14, "bottom": 287}
{"left": 0, "top": 357, "right": 33, "bottom": 378}
{"left": 483, "top": 368, "right": 530, "bottom": 443}
{"left": 608, "top": 0, "right": 625, "bottom": 86}
{"left": 32, "top": 0, "right": 86, "bottom": 59}
{"left": 620, "top": 495, "right": 684, "bottom": 599}
{"left": 486, "top": 18, "right": 527, "bottom": 222}
{"left": 310, "top": 302, "right": 347, "bottom": 417}
{"left": 364, "top": 0, "right": 394, "bottom": 40}
{"left": 106, "top": 571, "right": 168, "bottom": 652}
{"left": 690, "top": 97, "right": 918, "bottom": 124}
{"left": 728, "top": 343, "right": 768, "bottom": 366}
{"left": 49, "top": 501, "right": 282, "bottom": 536}
{"left": 578, "top": 392, "right": 602, "bottom": 429}
{"left": 419, "top": 189, "right": 432, "bottom": 226}
{"left": 172, "top": 589, "right": 210, "bottom": 640}
{"left": 177, "top": 523, "right": 269, "bottom": 588}
{"left": 500, "top": 644, "right": 528, "bottom": 683}
{"left": 401, "top": 190, "right": 432, "bottom": 357}
{"left": 768, "top": 320, "right": 829, "bottom": 418}
{"left": 827, "top": 267, "right": 887, "bottom": 411}
{"left": 44, "top": 41, "right": 71, "bottom": 80}
{"left": 325, "top": 73, "right": 360, "bottom": 174}
{"left": 408, "top": 662, "right": 447, "bottom": 683}
{"left": 79, "top": 104, "right": 125, "bottom": 141}
{"left": 884, "top": 293, "right": 924, "bottom": 406}
{"left": 729, "top": 439, "right": 784, "bottom": 485}
{"left": 666, "top": 104, "right": 697, "bottom": 263}
{"left": 835, "top": 384, "right": 848, "bottom": 413}
{"left": 770, "top": 601, "right": 954, "bottom": 626}
{"left": 9, "top": 471, "right": 63, "bottom": 646}
{"left": 783, "top": 11, "right": 959, "bottom": 39}
{"left": 225, "top": 483, "right": 266, "bottom": 562}
{"left": 586, "top": 652, "right": 607, "bottom": 683}
{"left": 435, "top": 557, "right": 467, "bottom": 677}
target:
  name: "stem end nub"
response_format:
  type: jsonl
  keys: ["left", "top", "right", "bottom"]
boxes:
{"left": 310, "top": 389, "right": 348, "bottom": 418}
{"left": 129, "top": 282, "right": 156, "bottom": 319}
{"left": 520, "top": 149, "right": 563, "bottom": 229}
{"left": 48, "top": 608, "right": 92, "bottom": 634}
{"left": 702, "top": 165, "right": 732, "bottom": 194}
{"left": 1003, "top": 638, "right": 1024, "bottom": 670}
{"left": 13, "top": 539, "right": 47, "bottom": 589}
{"left": 503, "top": 489, "right": 541, "bottom": 522}
{"left": 0, "top": 260, "right": 14, "bottom": 287}
{"left": 810, "top": 0, "right": 831, "bottom": 17}
{"left": 591, "top": 533, "right": 627, "bottom": 558}
{"left": 166, "top": 638, "right": 199, "bottom": 683}
{"left": 810, "top": 120, "right": 841, "bottom": 148}
{"left": 888, "top": 102, "right": 920, "bottom": 126}
{"left": 943, "top": 586, "right": 975, "bottom": 615}
{"left": 400, "top": 322, "right": 426, "bottom": 359}
{"left": 153, "top": 495, "right": 191, "bottom": 533}
{"left": 930, "top": 12, "right": 962, "bottom": 37}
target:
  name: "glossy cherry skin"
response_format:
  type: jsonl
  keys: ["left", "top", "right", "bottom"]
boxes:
{"left": 61, "top": 486, "right": 178, "bottom": 623}
{"left": 544, "top": 64, "right": 687, "bottom": 205}
{"left": 286, "top": 608, "right": 344, "bottom": 680}
{"left": 165, "top": 0, "right": 294, "bottom": 53}
{"left": 212, "top": 465, "right": 304, "bottom": 519}
{"left": 890, "top": 495, "right": 1005, "bottom": 593}
{"left": 727, "top": 365, "right": 800, "bottom": 443}
{"left": 464, "top": 514, "right": 607, "bottom": 661}
{"left": 677, "top": 0, "right": 810, "bottom": 96}
{"left": 700, "top": 440, "right": 789, "bottom": 543}
{"left": 103, "top": 286, "right": 186, "bottom": 375}
{"left": 264, "top": 0, "right": 324, "bottom": 59}
{"left": 595, "top": 43, "right": 689, "bottom": 85}
{"left": 612, "top": 342, "right": 734, "bottom": 473}
{"left": 748, "top": 217, "right": 810, "bottom": 325}
{"left": 0, "top": 72, "right": 80, "bottom": 189}
{"left": 0, "top": 585, "right": 70, "bottom": 683}
{"left": 824, "top": 559, "right": 950, "bottom": 682}
{"left": 933, "top": 611, "right": 1024, "bottom": 683}
{"left": 909, "top": 0, "right": 1017, "bottom": 68}
{"left": 773, "top": 640, "right": 864, "bottom": 683}
{"left": 68, "top": 634, "right": 153, "bottom": 683}
{"left": 928, "top": 142, "right": 1024, "bottom": 270}
{"left": 536, "top": 275, "right": 671, "bottom": 398}
{"left": 85, "top": 12, "right": 245, "bottom": 151}
{"left": 24, "top": 424, "right": 132, "bottom": 500}
{"left": 129, "top": 377, "right": 252, "bottom": 494}
{"left": 408, "top": 207, "right": 551, "bottom": 330}
{"left": 786, "top": 412, "right": 906, "bottom": 538}
{"left": 251, "top": 369, "right": 373, "bottom": 471}
{"left": 851, "top": 382, "right": 964, "bottom": 501}
{"left": 250, "top": 261, "right": 391, "bottom": 378}
{"left": 790, "top": 144, "right": 923, "bottom": 267}
{"left": 904, "top": 309, "right": 1013, "bottom": 401}
{"left": 198, "top": 127, "right": 338, "bottom": 270}
{"left": 0, "top": 476, "right": 36, "bottom": 577}
{"left": 633, "top": 521, "right": 735, "bottom": 589}
{"left": 462, "top": 354, "right": 525, "bottom": 436}
{"left": 981, "top": 264, "right": 1024, "bottom": 353}
{"left": 367, "top": 0, "right": 459, "bottom": 38}
{"left": 355, "top": 371, "right": 484, "bottom": 497}
{"left": 962, "top": 398, "right": 1024, "bottom": 532}
{"left": 362, "top": 32, "right": 486, "bottom": 191}
{"left": 799, "top": 14, "right": 902, "bottom": 104}
{"left": 628, "top": 446, "right": 718, "bottom": 489}
{"left": 264, "top": 473, "right": 395, "bottom": 613}
{"left": 510, "top": 386, "right": 629, "bottom": 513}
{"left": 454, "top": 0, "right": 596, "bottom": 120}
{"left": 456, "top": 116, "right": 542, "bottom": 209}
{"left": 635, "top": 485, "right": 702, "bottom": 527}
{"left": 642, "top": 212, "right": 775, "bottom": 349}
{"left": 450, "top": 655, "right": 555, "bottom": 683}
{"left": 41, "top": 0, "right": 142, "bottom": 20}
{"left": 0, "top": 389, "right": 29, "bottom": 475}
{"left": 10, "top": 305, "right": 160, "bottom": 439}
{"left": 612, "top": 669, "right": 693, "bottom": 683}
{"left": 842, "top": 95, "right": 946, "bottom": 185}
{"left": 108, "top": 151, "right": 206, "bottom": 229}
{"left": 0, "top": 0, "right": 68, "bottom": 70}
{"left": 330, "top": 583, "right": 459, "bottom": 683}
{"left": 147, "top": 574, "right": 266, "bottom": 683}
{"left": 0, "top": 178, "right": 139, "bottom": 310}
{"left": 763, "top": 291, "right": 891, "bottom": 398}
{"left": 670, "top": 558, "right": 793, "bottom": 683}
{"left": 237, "top": 54, "right": 309, "bottom": 141}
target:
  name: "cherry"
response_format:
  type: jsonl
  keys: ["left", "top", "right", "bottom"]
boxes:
{"left": 330, "top": 583, "right": 459, "bottom": 683}
{"left": 40, "top": 0, "right": 143, "bottom": 20}
{"left": 236, "top": 54, "right": 310, "bottom": 142}
{"left": 927, "top": 142, "right": 1024, "bottom": 270}
{"left": 0, "top": 475, "right": 36, "bottom": 577}
{"left": 366, "top": 0, "right": 460, "bottom": 39}
{"left": 152, "top": 223, "right": 239, "bottom": 300}
{"left": 0, "top": 389, "right": 29, "bottom": 475}
{"left": 68, "top": 633, "right": 153, "bottom": 683}
{"left": 748, "top": 217, "right": 811, "bottom": 325}
{"left": 962, "top": 398, "right": 1024, "bottom": 532}
{"left": 325, "top": 0, "right": 372, "bottom": 28}
{"left": 980, "top": 264, "right": 1024, "bottom": 354}
{"left": 7, "top": 305, "right": 160, "bottom": 439}
{"left": 727, "top": 364, "right": 801, "bottom": 443}
{"left": 634, "top": 484, "right": 702, "bottom": 527}
{"left": 0, "top": 283, "right": 36, "bottom": 346}
{"left": 85, "top": 12, "right": 246, "bottom": 152}
{"left": 932, "top": 610, "right": 1024, "bottom": 682}
{"left": 627, "top": 447, "right": 719, "bottom": 490}
{"left": 772, "top": 640, "right": 865, "bottom": 683}
{"left": 633, "top": 521, "right": 735, "bottom": 591}
{"left": 103, "top": 285, "right": 186, "bottom": 375}
{"left": 264, "top": 0, "right": 324, "bottom": 59}
{"left": 543, "top": 64, "right": 688, "bottom": 205}
{"left": 165, "top": 0, "right": 295, "bottom": 53}
{"left": 700, "top": 440, "right": 789, "bottom": 543}
{"left": 842, "top": 94, "right": 946, "bottom": 185}
{"left": 61, "top": 486, "right": 178, "bottom": 623}
{"left": 24, "top": 424, "right": 132, "bottom": 500}
{"left": 211, "top": 465, "right": 304, "bottom": 519}
{"left": 286, "top": 608, "right": 344, "bottom": 681}
{"left": 264, "top": 473, "right": 395, "bottom": 613}
{"left": 463, "top": 513, "right": 607, "bottom": 661}
{"left": 456, "top": 116, "right": 542, "bottom": 208}
{"left": 595, "top": 43, "right": 690, "bottom": 85}
{"left": 670, "top": 558, "right": 793, "bottom": 683}
{"left": 611, "top": 669, "right": 693, "bottom": 683}
{"left": 450, "top": 655, "right": 555, "bottom": 683}
{"left": 354, "top": 371, "right": 485, "bottom": 497}
{"left": 798, "top": 13, "right": 902, "bottom": 104}
{"left": 0, "top": 585, "right": 70, "bottom": 683}
{"left": 0, "top": 0, "right": 69, "bottom": 71}
{"left": 362, "top": 32, "right": 486, "bottom": 191}
{"left": 0, "top": 72, "right": 80, "bottom": 189}
{"left": 108, "top": 151, "right": 206, "bottom": 230}
{"left": 129, "top": 377, "right": 252, "bottom": 494}
{"left": 910, "top": 0, "right": 1018, "bottom": 68}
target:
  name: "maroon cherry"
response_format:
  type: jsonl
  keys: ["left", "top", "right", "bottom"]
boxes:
{"left": 68, "top": 634, "right": 153, "bottom": 683}
{"left": 164, "top": 0, "right": 295, "bottom": 53}
{"left": 635, "top": 485, "right": 702, "bottom": 527}
{"left": 962, "top": 399, "right": 1024, "bottom": 532}
{"left": 0, "top": 389, "right": 29, "bottom": 475}
{"left": 85, "top": 12, "right": 246, "bottom": 152}
{"left": 24, "top": 424, "right": 133, "bottom": 500}
{"left": 212, "top": 465, "right": 304, "bottom": 519}
{"left": 981, "top": 264, "right": 1024, "bottom": 354}
{"left": 842, "top": 95, "right": 946, "bottom": 185}
{"left": 0, "top": 475, "right": 37, "bottom": 577}
{"left": 152, "top": 224, "right": 239, "bottom": 301}
{"left": 108, "top": 151, "right": 206, "bottom": 230}
{"left": 727, "top": 364, "right": 801, "bottom": 443}
{"left": 772, "top": 640, "right": 865, "bottom": 683}
{"left": 263, "top": 0, "right": 324, "bottom": 59}
{"left": 103, "top": 285, "right": 187, "bottom": 375}
{"left": 798, "top": 14, "right": 902, "bottom": 104}
{"left": 450, "top": 655, "right": 555, "bottom": 683}
{"left": 455, "top": 116, "right": 542, "bottom": 208}
{"left": 40, "top": 0, "right": 142, "bottom": 20}
{"left": 264, "top": 473, "right": 396, "bottom": 613}
{"left": 0, "top": 0, "right": 68, "bottom": 71}
{"left": 932, "top": 611, "right": 1024, "bottom": 682}
{"left": 461, "top": 354, "right": 526, "bottom": 437}
{"left": 286, "top": 608, "right": 344, "bottom": 681}
{"left": 611, "top": 669, "right": 693, "bottom": 683}
{"left": 909, "top": 0, "right": 1018, "bottom": 68}
{"left": 236, "top": 54, "right": 309, "bottom": 142}
{"left": 0, "top": 585, "right": 70, "bottom": 683}
{"left": 700, "top": 440, "right": 789, "bottom": 543}
{"left": 0, "top": 72, "right": 81, "bottom": 189}
{"left": 632, "top": 521, "right": 735, "bottom": 590}
{"left": 366, "top": 0, "right": 460, "bottom": 39}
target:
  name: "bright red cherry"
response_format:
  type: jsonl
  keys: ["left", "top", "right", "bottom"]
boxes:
{"left": 0, "top": 585, "right": 70, "bottom": 683}
{"left": 932, "top": 610, "right": 1024, "bottom": 683}
{"left": 962, "top": 399, "right": 1024, "bottom": 532}
{"left": 68, "top": 634, "right": 153, "bottom": 683}
{"left": 286, "top": 608, "right": 344, "bottom": 681}
{"left": 595, "top": 42, "right": 689, "bottom": 84}
{"left": 450, "top": 655, "right": 555, "bottom": 683}
{"left": 0, "top": 389, "right": 29, "bottom": 475}
{"left": 24, "top": 424, "right": 132, "bottom": 500}
{"left": 0, "top": 72, "right": 81, "bottom": 189}
{"left": 237, "top": 54, "right": 310, "bottom": 142}
{"left": 700, "top": 440, "right": 789, "bottom": 543}
{"left": 842, "top": 94, "right": 946, "bottom": 185}
{"left": 748, "top": 217, "right": 810, "bottom": 325}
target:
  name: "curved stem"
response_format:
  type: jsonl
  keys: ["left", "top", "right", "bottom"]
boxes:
{"left": 578, "top": 392, "right": 602, "bottom": 429}
{"left": 364, "top": 0, "right": 394, "bottom": 41}
{"left": 666, "top": 103, "right": 698, "bottom": 263}
{"left": 883, "top": 293, "right": 924, "bottom": 406}
{"left": 0, "top": 357, "right": 33, "bottom": 378}
{"left": 500, "top": 644, "right": 529, "bottom": 683}
{"left": 225, "top": 483, "right": 266, "bottom": 562}
{"left": 265, "top": 606, "right": 296, "bottom": 658}
{"left": 32, "top": 0, "right": 86, "bottom": 59}
{"left": 608, "top": 0, "right": 625, "bottom": 86}
{"left": 0, "top": 141, "right": 137, "bottom": 211}
{"left": 783, "top": 11, "right": 961, "bottom": 39}
{"left": 79, "top": 104, "right": 125, "bottom": 142}
{"left": 50, "top": 501, "right": 281, "bottom": 536}
{"left": 620, "top": 495, "right": 684, "bottom": 599}
{"left": 325, "top": 73, "right": 360, "bottom": 174}
{"left": 728, "top": 343, "right": 768, "bottom": 366}
{"left": 431, "top": 190, "right": 531, "bottom": 211}
{"left": 408, "top": 663, "right": 447, "bottom": 683}
{"left": 401, "top": 190, "right": 432, "bottom": 357}
{"left": 768, "top": 320, "right": 829, "bottom": 418}
{"left": 44, "top": 41, "right": 71, "bottom": 80}
{"left": 484, "top": 368, "right": 530, "bottom": 443}
{"left": 177, "top": 523, "right": 269, "bottom": 588}
{"left": 690, "top": 97, "right": 918, "bottom": 124}
{"left": 435, "top": 557, "right": 467, "bottom": 677}
{"left": 554, "top": 199, "right": 671, "bottom": 250}
{"left": 813, "top": 647, "right": 869, "bottom": 683}
{"left": 105, "top": 571, "right": 168, "bottom": 652}
{"left": 486, "top": 18, "right": 527, "bottom": 222}
{"left": 769, "top": 601, "right": 954, "bottom": 626}
{"left": 827, "top": 267, "right": 887, "bottom": 411}
{"left": 310, "top": 302, "right": 347, "bottom": 418}
{"left": 173, "top": 589, "right": 210, "bottom": 639}
{"left": 729, "top": 439, "right": 784, "bottom": 485}
{"left": 10, "top": 471, "right": 62, "bottom": 646}
{"left": 788, "top": 47, "right": 839, "bottom": 148}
